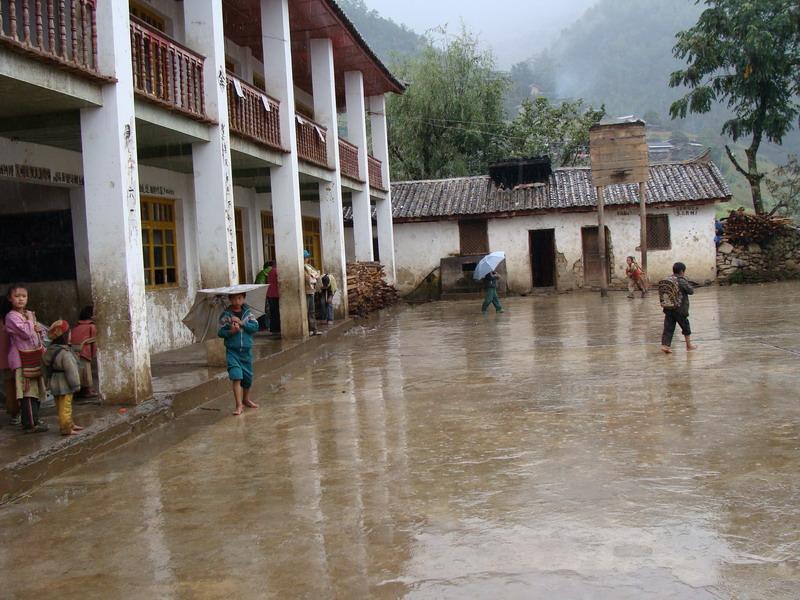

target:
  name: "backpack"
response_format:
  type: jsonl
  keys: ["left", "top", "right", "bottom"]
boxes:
{"left": 658, "top": 276, "right": 681, "bottom": 310}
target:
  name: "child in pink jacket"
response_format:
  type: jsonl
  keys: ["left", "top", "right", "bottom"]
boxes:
{"left": 3, "top": 284, "right": 48, "bottom": 432}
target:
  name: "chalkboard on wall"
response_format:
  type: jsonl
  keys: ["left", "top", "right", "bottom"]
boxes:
{"left": 0, "top": 210, "right": 77, "bottom": 282}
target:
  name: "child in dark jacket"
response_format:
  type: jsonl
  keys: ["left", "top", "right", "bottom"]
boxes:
{"left": 43, "top": 320, "right": 84, "bottom": 435}
{"left": 661, "top": 262, "right": 698, "bottom": 354}
{"left": 218, "top": 293, "right": 260, "bottom": 415}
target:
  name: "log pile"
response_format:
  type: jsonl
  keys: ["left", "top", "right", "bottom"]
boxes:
{"left": 346, "top": 262, "right": 399, "bottom": 316}
{"left": 723, "top": 208, "right": 794, "bottom": 244}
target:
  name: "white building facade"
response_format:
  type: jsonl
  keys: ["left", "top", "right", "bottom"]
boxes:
{"left": 0, "top": 0, "right": 403, "bottom": 403}
{"left": 356, "top": 160, "right": 730, "bottom": 296}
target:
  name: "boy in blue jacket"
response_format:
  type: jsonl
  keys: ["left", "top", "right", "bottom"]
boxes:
{"left": 218, "top": 292, "right": 260, "bottom": 415}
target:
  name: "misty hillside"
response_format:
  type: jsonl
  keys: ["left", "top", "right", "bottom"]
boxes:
{"left": 336, "top": 0, "right": 425, "bottom": 65}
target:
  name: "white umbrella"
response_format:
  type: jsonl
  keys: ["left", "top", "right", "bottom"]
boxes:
{"left": 182, "top": 284, "right": 267, "bottom": 342}
{"left": 473, "top": 251, "right": 506, "bottom": 281}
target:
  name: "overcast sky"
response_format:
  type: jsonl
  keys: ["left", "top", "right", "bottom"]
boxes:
{"left": 362, "top": 0, "right": 598, "bottom": 67}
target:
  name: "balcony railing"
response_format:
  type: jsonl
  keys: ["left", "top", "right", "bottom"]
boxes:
{"left": 368, "top": 155, "right": 385, "bottom": 190}
{"left": 226, "top": 72, "right": 282, "bottom": 151}
{"left": 0, "top": 0, "right": 98, "bottom": 74}
{"left": 130, "top": 16, "right": 204, "bottom": 119}
{"left": 295, "top": 114, "right": 329, "bottom": 168}
{"left": 338, "top": 139, "right": 361, "bottom": 181}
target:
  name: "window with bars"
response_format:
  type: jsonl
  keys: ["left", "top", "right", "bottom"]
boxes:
{"left": 459, "top": 220, "right": 489, "bottom": 255}
{"left": 141, "top": 197, "right": 178, "bottom": 288}
{"left": 261, "top": 212, "right": 275, "bottom": 264}
{"left": 646, "top": 214, "right": 671, "bottom": 250}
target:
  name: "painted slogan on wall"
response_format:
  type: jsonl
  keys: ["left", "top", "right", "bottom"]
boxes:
{"left": 0, "top": 163, "right": 83, "bottom": 186}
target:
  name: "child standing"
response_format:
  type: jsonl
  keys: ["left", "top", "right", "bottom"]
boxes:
{"left": 3, "top": 284, "right": 48, "bottom": 433}
{"left": 481, "top": 271, "right": 504, "bottom": 314}
{"left": 659, "top": 262, "right": 698, "bottom": 354}
{"left": 43, "top": 320, "right": 84, "bottom": 436}
{"left": 303, "top": 250, "right": 320, "bottom": 335}
{"left": 71, "top": 305, "right": 98, "bottom": 398}
{"left": 218, "top": 292, "right": 260, "bottom": 416}
{"left": 320, "top": 272, "right": 337, "bottom": 325}
{"left": 625, "top": 256, "right": 647, "bottom": 298}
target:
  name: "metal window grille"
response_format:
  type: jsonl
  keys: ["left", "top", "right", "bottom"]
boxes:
{"left": 646, "top": 214, "right": 671, "bottom": 250}
{"left": 459, "top": 220, "right": 489, "bottom": 255}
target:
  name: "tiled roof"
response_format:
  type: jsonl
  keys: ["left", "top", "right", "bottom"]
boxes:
{"left": 343, "top": 160, "right": 731, "bottom": 222}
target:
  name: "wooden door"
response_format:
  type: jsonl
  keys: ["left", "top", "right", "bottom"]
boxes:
{"left": 581, "top": 226, "right": 610, "bottom": 287}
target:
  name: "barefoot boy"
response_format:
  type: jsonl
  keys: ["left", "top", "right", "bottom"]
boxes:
{"left": 218, "top": 292, "right": 260, "bottom": 415}
{"left": 659, "top": 262, "right": 697, "bottom": 354}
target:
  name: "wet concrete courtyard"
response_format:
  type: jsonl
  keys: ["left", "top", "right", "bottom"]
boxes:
{"left": 1, "top": 282, "right": 799, "bottom": 599}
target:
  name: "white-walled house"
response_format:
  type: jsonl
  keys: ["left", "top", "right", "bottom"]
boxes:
{"left": 0, "top": 0, "right": 402, "bottom": 403}
{"left": 345, "top": 157, "right": 730, "bottom": 296}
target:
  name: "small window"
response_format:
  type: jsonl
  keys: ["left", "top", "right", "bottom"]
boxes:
{"left": 141, "top": 197, "right": 179, "bottom": 288}
{"left": 459, "top": 219, "right": 489, "bottom": 255}
{"left": 129, "top": 1, "right": 166, "bottom": 31}
{"left": 647, "top": 214, "right": 671, "bottom": 250}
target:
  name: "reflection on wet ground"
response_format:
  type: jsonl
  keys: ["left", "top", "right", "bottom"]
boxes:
{"left": 1, "top": 283, "right": 799, "bottom": 599}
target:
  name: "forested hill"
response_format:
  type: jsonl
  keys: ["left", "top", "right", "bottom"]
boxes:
{"left": 336, "top": 0, "right": 425, "bottom": 65}
{"left": 549, "top": 0, "right": 702, "bottom": 122}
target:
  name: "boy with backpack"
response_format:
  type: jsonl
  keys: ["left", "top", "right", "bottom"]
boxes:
{"left": 658, "top": 262, "right": 697, "bottom": 354}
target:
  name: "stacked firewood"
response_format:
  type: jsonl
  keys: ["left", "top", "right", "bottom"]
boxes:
{"left": 723, "top": 208, "right": 794, "bottom": 243}
{"left": 346, "top": 262, "right": 399, "bottom": 316}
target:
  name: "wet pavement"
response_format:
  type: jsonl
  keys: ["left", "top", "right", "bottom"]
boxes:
{"left": 0, "top": 282, "right": 798, "bottom": 599}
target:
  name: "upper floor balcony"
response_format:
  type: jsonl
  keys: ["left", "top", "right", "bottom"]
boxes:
{"left": 227, "top": 71, "right": 282, "bottom": 151}
{"left": 0, "top": 0, "right": 99, "bottom": 77}
{"left": 130, "top": 16, "right": 205, "bottom": 120}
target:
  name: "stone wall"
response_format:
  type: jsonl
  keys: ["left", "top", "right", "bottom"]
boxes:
{"left": 717, "top": 228, "right": 800, "bottom": 283}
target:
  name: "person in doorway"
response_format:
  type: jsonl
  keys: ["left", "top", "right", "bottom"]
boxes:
{"left": 660, "top": 262, "right": 697, "bottom": 354}
{"left": 625, "top": 256, "right": 647, "bottom": 298}
{"left": 71, "top": 305, "right": 98, "bottom": 398}
{"left": 320, "top": 272, "right": 337, "bottom": 326}
{"left": 0, "top": 316, "right": 19, "bottom": 427}
{"left": 481, "top": 271, "right": 504, "bottom": 314}
{"left": 218, "top": 292, "right": 260, "bottom": 416}
{"left": 303, "top": 250, "right": 320, "bottom": 335}
{"left": 43, "top": 320, "right": 84, "bottom": 436}
{"left": 267, "top": 264, "right": 281, "bottom": 335}
{"left": 3, "top": 284, "right": 48, "bottom": 433}
{"left": 254, "top": 261, "right": 273, "bottom": 331}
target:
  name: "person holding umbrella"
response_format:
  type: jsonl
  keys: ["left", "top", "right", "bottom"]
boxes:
{"left": 473, "top": 251, "right": 506, "bottom": 315}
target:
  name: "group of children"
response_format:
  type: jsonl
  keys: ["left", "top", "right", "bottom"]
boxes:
{"left": 1, "top": 284, "right": 97, "bottom": 435}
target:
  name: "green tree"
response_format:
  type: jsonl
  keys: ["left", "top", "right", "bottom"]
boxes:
{"left": 386, "top": 29, "right": 509, "bottom": 180}
{"left": 767, "top": 155, "right": 800, "bottom": 218}
{"left": 669, "top": 0, "right": 800, "bottom": 214}
{"left": 505, "top": 97, "right": 605, "bottom": 166}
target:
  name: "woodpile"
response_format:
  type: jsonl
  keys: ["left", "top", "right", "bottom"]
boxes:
{"left": 723, "top": 208, "right": 794, "bottom": 244}
{"left": 346, "top": 262, "right": 399, "bottom": 316}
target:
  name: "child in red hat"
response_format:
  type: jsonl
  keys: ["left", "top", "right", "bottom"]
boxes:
{"left": 43, "top": 320, "right": 84, "bottom": 435}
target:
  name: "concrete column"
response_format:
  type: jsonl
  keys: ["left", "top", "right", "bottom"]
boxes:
{"left": 261, "top": 0, "right": 308, "bottom": 338}
{"left": 79, "top": 0, "right": 151, "bottom": 404}
{"left": 345, "top": 71, "right": 373, "bottom": 262}
{"left": 69, "top": 188, "right": 92, "bottom": 307}
{"left": 311, "top": 38, "right": 348, "bottom": 318}
{"left": 184, "top": 1, "right": 238, "bottom": 287}
{"left": 369, "top": 95, "right": 396, "bottom": 284}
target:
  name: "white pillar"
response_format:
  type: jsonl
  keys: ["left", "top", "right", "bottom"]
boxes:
{"left": 369, "top": 95, "right": 396, "bottom": 284}
{"left": 345, "top": 71, "right": 373, "bottom": 262}
{"left": 184, "top": 1, "right": 238, "bottom": 287}
{"left": 311, "top": 38, "right": 348, "bottom": 318}
{"left": 262, "top": 0, "right": 308, "bottom": 338}
{"left": 79, "top": 0, "right": 151, "bottom": 404}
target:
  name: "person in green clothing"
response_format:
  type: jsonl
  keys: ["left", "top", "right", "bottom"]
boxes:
{"left": 481, "top": 271, "right": 504, "bottom": 314}
{"left": 254, "top": 261, "right": 273, "bottom": 330}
